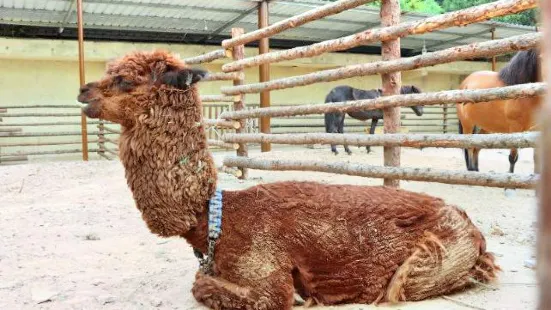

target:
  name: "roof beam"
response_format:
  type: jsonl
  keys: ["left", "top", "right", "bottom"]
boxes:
{"left": 65, "top": 0, "right": 368, "bottom": 27}
{"left": 196, "top": 5, "right": 258, "bottom": 43}
{"left": 58, "top": 0, "right": 77, "bottom": 33}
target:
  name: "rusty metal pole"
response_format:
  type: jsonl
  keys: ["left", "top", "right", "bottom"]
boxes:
{"left": 491, "top": 28, "right": 497, "bottom": 71}
{"left": 258, "top": 0, "right": 271, "bottom": 152}
{"left": 538, "top": 0, "right": 551, "bottom": 308}
{"left": 77, "top": 0, "right": 88, "bottom": 161}
{"left": 380, "top": 0, "right": 402, "bottom": 187}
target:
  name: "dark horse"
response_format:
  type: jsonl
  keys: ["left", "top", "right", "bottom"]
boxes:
{"left": 324, "top": 85, "right": 424, "bottom": 155}
{"left": 457, "top": 48, "right": 543, "bottom": 174}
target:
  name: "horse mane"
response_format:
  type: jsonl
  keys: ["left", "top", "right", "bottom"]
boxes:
{"left": 498, "top": 49, "right": 540, "bottom": 85}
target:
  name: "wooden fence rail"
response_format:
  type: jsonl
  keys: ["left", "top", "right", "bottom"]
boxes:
{"left": 222, "top": 132, "right": 538, "bottom": 149}
{"left": 221, "top": 0, "right": 375, "bottom": 49}
{"left": 222, "top": 32, "right": 541, "bottom": 95}
{"left": 221, "top": 0, "right": 537, "bottom": 72}
{"left": 201, "top": 95, "right": 236, "bottom": 102}
{"left": 203, "top": 72, "right": 244, "bottom": 82}
{"left": 183, "top": 49, "right": 229, "bottom": 65}
{"left": 219, "top": 83, "right": 546, "bottom": 120}
{"left": 223, "top": 156, "right": 537, "bottom": 189}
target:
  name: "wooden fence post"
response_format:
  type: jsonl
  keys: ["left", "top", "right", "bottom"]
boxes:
{"left": 231, "top": 28, "right": 248, "bottom": 179}
{"left": 258, "top": 0, "right": 272, "bottom": 152}
{"left": 538, "top": 0, "right": 551, "bottom": 308}
{"left": 381, "top": 0, "right": 402, "bottom": 187}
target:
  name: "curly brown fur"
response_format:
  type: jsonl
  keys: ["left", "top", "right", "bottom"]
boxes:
{"left": 78, "top": 50, "right": 499, "bottom": 310}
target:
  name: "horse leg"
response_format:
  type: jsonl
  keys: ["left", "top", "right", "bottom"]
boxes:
{"left": 458, "top": 120, "right": 477, "bottom": 171}
{"left": 509, "top": 148, "right": 519, "bottom": 173}
{"left": 472, "top": 147, "right": 481, "bottom": 172}
{"left": 324, "top": 112, "right": 341, "bottom": 155}
{"left": 338, "top": 118, "right": 352, "bottom": 155}
{"left": 534, "top": 145, "right": 541, "bottom": 174}
{"left": 366, "top": 118, "right": 379, "bottom": 154}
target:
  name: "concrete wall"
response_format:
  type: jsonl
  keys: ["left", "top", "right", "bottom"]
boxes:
{"left": 0, "top": 37, "right": 503, "bottom": 162}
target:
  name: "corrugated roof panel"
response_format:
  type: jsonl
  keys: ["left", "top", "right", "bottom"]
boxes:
{"left": 0, "top": 0, "right": 536, "bottom": 52}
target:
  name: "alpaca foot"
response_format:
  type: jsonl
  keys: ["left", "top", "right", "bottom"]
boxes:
{"left": 192, "top": 272, "right": 293, "bottom": 310}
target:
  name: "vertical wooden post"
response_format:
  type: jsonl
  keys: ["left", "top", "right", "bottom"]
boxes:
{"left": 231, "top": 28, "right": 248, "bottom": 179}
{"left": 491, "top": 28, "right": 497, "bottom": 71}
{"left": 258, "top": 0, "right": 272, "bottom": 152}
{"left": 538, "top": 1, "right": 551, "bottom": 308}
{"left": 77, "top": 0, "right": 88, "bottom": 161}
{"left": 380, "top": 0, "right": 401, "bottom": 187}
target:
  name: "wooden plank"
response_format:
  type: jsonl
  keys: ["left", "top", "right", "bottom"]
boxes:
{"left": 221, "top": 0, "right": 537, "bottom": 72}
{"left": 222, "top": 132, "right": 538, "bottom": 149}
{"left": 221, "top": 33, "right": 541, "bottom": 95}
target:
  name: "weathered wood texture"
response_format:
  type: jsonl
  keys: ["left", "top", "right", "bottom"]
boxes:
{"left": 219, "top": 83, "right": 546, "bottom": 120}
{"left": 231, "top": 28, "right": 248, "bottom": 179}
{"left": 183, "top": 49, "right": 227, "bottom": 65}
{"left": 221, "top": 0, "right": 375, "bottom": 49}
{"left": 223, "top": 156, "right": 537, "bottom": 189}
{"left": 381, "top": 0, "right": 402, "bottom": 187}
{"left": 202, "top": 72, "right": 244, "bottom": 82}
{"left": 202, "top": 118, "right": 241, "bottom": 129}
{"left": 222, "top": 132, "right": 539, "bottom": 149}
{"left": 200, "top": 95, "right": 235, "bottom": 102}
{"left": 207, "top": 139, "right": 239, "bottom": 150}
{"left": 221, "top": 0, "right": 537, "bottom": 72}
{"left": 218, "top": 166, "right": 243, "bottom": 178}
{"left": 538, "top": 0, "right": 551, "bottom": 308}
{"left": 259, "top": 0, "right": 272, "bottom": 152}
{"left": 222, "top": 32, "right": 541, "bottom": 95}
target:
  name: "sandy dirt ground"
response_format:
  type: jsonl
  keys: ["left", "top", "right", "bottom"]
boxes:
{"left": 0, "top": 145, "right": 540, "bottom": 310}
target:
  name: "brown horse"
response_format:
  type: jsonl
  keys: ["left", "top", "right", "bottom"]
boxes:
{"left": 456, "top": 48, "right": 543, "bottom": 174}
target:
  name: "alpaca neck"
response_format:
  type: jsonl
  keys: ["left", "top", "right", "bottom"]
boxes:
{"left": 118, "top": 89, "right": 217, "bottom": 243}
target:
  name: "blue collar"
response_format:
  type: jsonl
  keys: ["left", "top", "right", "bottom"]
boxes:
{"left": 194, "top": 188, "right": 223, "bottom": 275}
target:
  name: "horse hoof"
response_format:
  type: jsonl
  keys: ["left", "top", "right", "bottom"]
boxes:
{"left": 346, "top": 151, "right": 352, "bottom": 155}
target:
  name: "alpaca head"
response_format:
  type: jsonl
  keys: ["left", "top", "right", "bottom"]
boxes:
{"left": 77, "top": 50, "right": 207, "bottom": 127}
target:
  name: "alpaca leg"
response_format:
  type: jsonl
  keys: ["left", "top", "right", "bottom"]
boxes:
{"left": 192, "top": 272, "right": 294, "bottom": 310}
{"left": 385, "top": 230, "right": 485, "bottom": 303}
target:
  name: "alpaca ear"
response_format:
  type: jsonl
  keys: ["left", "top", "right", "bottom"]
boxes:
{"left": 160, "top": 67, "right": 208, "bottom": 89}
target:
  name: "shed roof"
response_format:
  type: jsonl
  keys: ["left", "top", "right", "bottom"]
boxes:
{"left": 0, "top": 0, "right": 538, "bottom": 55}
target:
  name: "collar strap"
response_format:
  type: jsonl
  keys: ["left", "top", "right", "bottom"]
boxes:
{"left": 194, "top": 188, "right": 223, "bottom": 275}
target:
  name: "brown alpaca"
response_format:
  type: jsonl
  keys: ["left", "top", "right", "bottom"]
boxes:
{"left": 78, "top": 50, "right": 499, "bottom": 310}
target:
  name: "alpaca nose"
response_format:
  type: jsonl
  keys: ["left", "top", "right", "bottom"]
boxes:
{"left": 79, "top": 82, "right": 96, "bottom": 94}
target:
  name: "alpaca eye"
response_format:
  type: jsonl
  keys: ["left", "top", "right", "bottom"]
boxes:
{"left": 114, "top": 76, "right": 134, "bottom": 92}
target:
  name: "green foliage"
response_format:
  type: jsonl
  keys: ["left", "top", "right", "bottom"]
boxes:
{"left": 323, "top": 0, "right": 537, "bottom": 26}
{"left": 439, "top": 0, "right": 537, "bottom": 26}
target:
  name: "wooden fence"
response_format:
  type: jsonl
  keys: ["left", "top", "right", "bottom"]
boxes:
{"left": 212, "top": 0, "right": 542, "bottom": 191}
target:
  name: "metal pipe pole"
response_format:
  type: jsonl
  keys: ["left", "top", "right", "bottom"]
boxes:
{"left": 77, "top": 0, "right": 88, "bottom": 161}
{"left": 258, "top": 0, "right": 271, "bottom": 152}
